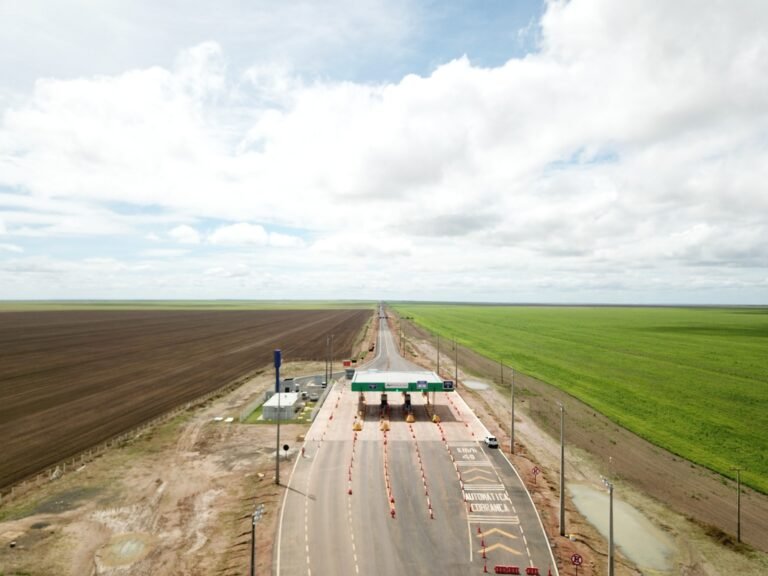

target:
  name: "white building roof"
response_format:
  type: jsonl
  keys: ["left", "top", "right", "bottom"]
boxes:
{"left": 264, "top": 392, "right": 300, "bottom": 407}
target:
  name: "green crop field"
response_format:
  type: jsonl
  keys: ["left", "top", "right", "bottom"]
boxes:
{"left": 393, "top": 304, "right": 768, "bottom": 493}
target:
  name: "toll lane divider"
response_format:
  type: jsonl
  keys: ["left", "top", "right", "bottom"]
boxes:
{"left": 314, "top": 384, "right": 344, "bottom": 448}
{"left": 347, "top": 431, "right": 358, "bottom": 495}
{"left": 382, "top": 427, "right": 396, "bottom": 518}
{"left": 493, "top": 567, "right": 542, "bottom": 575}
{"left": 409, "top": 423, "right": 434, "bottom": 519}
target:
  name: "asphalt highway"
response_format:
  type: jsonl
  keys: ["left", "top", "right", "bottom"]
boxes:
{"left": 276, "top": 312, "right": 558, "bottom": 575}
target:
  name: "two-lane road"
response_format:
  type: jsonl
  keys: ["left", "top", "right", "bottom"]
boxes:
{"left": 276, "top": 310, "right": 557, "bottom": 575}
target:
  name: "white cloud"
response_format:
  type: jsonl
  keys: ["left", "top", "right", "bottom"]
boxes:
{"left": 268, "top": 231, "right": 305, "bottom": 249}
{"left": 168, "top": 224, "right": 201, "bottom": 244}
{"left": 312, "top": 232, "right": 411, "bottom": 259}
{"left": 140, "top": 248, "right": 189, "bottom": 258}
{"left": 0, "top": 242, "right": 22, "bottom": 253}
{"left": 208, "top": 222, "right": 268, "bottom": 246}
{"left": 1, "top": 1, "right": 767, "bottom": 302}
{"left": 208, "top": 222, "right": 304, "bottom": 248}
{"left": 204, "top": 264, "right": 251, "bottom": 278}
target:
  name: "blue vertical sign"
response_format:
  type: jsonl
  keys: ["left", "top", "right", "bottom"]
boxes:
{"left": 274, "top": 349, "right": 282, "bottom": 392}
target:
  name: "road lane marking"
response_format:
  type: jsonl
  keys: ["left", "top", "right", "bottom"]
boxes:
{"left": 468, "top": 516, "right": 522, "bottom": 524}
{"left": 481, "top": 542, "right": 524, "bottom": 555}
{"left": 481, "top": 527, "right": 519, "bottom": 539}
{"left": 465, "top": 475, "right": 498, "bottom": 483}
{"left": 464, "top": 491, "right": 512, "bottom": 502}
{"left": 469, "top": 501, "right": 515, "bottom": 512}
{"left": 467, "top": 523, "right": 474, "bottom": 563}
{"left": 463, "top": 483, "right": 506, "bottom": 490}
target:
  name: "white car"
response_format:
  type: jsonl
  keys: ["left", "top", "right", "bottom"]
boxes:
{"left": 484, "top": 436, "right": 499, "bottom": 448}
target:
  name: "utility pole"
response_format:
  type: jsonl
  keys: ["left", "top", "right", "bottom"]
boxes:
{"left": 602, "top": 478, "right": 614, "bottom": 576}
{"left": 732, "top": 467, "right": 743, "bottom": 542}
{"left": 558, "top": 402, "right": 565, "bottom": 536}
{"left": 437, "top": 334, "right": 440, "bottom": 376}
{"left": 330, "top": 334, "right": 334, "bottom": 384}
{"left": 510, "top": 366, "right": 515, "bottom": 454}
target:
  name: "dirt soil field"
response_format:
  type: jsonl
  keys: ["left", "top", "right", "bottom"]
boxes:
{"left": 396, "top": 314, "right": 768, "bottom": 575}
{"left": 0, "top": 309, "right": 370, "bottom": 489}
{"left": 0, "top": 360, "right": 321, "bottom": 575}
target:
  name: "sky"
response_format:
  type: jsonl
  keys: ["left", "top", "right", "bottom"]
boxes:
{"left": 0, "top": 0, "right": 766, "bottom": 304}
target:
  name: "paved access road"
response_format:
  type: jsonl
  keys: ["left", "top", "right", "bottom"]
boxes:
{"left": 276, "top": 311, "right": 557, "bottom": 575}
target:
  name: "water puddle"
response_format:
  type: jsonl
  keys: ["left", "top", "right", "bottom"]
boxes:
{"left": 569, "top": 483, "right": 674, "bottom": 572}
{"left": 97, "top": 532, "right": 154, "bottom": 566}
{"left": 464, "top": 379, "right": 490, "bottom": 390}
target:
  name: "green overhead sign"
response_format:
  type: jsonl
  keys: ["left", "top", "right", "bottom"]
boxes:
{"left": 352, "top": 380, "right": 454, "bottom": 392}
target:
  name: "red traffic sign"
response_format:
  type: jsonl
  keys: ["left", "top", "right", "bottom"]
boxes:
{"left": 532, "top": 466, "right": 540, "bottom": 476}
{"left": 571, "top": 554, "right": 583, "bottom": 566}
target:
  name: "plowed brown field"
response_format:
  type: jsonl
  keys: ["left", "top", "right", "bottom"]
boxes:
{"left": 0, "top": 309, "right": 370, "bottom": 488}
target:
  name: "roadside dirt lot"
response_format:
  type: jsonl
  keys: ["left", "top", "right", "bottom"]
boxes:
{"left": 0, "top": 361, "right": 318, "bottom": 576}
{"left": 399, "top": 317, "right": 768, "bottom": 575}
{"left": 0, "top": 309, "right": 369, "bottom": 489}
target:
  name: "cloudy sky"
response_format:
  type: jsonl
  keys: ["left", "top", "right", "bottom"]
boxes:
{"left": 1, "top": 0, "right": 766, "bottom": 303}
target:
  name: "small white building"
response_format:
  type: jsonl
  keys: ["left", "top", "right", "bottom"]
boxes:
{"left": 263, "top": 392, "right": 301, "bottom": 420}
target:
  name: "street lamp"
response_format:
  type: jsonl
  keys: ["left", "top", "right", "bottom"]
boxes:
{"left": 251, "top": 503, "right": 265, "bottom": 576}
{"left": 601, "top": 477, "right": 615, "bottom": 576}
{"left": 557, "top": 401, "right": 565, "bottom": 536}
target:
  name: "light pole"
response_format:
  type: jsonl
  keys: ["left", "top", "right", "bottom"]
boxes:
{"left": 601, "top": 477, "right": 614, "bottom": 576}
{"left": 325, "top": 335, "right": 329, "bottom": 386}
{"left": 330, "top": 333, "right": 334, "bottom": 384}
{"left": 510, "top": 365, "right": 515, "bottom": 454}
{"left": 437, "top": 334, "right": 440, "bottom": 376}
{"left": 558, "top": 401, "right": 565, "bottom": 536}
{"left": 454, "top": 339, "right": 458, "bottom": 386}
{"left": 251, "top": 503, "right": 265, "bottom": 576}
{"left": 731, "top": 467, "right": 743, "bottom": 543}
{"left": 274, "top": 349, "right": 282, "bottom": 486}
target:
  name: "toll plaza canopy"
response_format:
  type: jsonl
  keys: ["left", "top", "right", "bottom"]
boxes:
{"left": 351, "top": 370, "right": 454, "bottom": 393}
